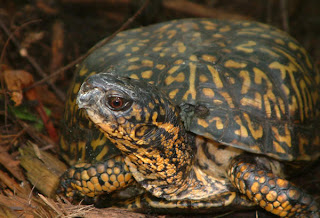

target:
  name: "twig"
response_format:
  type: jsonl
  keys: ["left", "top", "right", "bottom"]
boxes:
{"left": 0, "top": 20, "right": 40, "bottom": 132}
{"left": 280, "top": 0, "right": 289, "bottom": 32}
{"left": 0, "top": 20, "right": 66, "bottom": 101}
{"left": 27, "top": 0, "right": 150, "bottom": 92}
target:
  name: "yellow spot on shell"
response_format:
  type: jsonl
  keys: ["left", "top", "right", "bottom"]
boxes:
{"left": 224, "top": 60, "right": 247, "bottom": 68}
{"left": 240, "top": 92, "right": 262, "bottom": 110}
{"left": 116, "top": 44, "right": 126, "bottom": 52}
{"left": 207, "top": 65, "right": 223, "bottom": 88}
{"left": 141, "top": 70, "right": 153, "bottom": 79}
{"left": 202, "top": 88, "right": 215, "bottom": 98}
{"left": 169, "top": 89, "right": 179, "bottom": 99}
{"left": 201, "top": 54, "right": 217, "bottom": 63}
{"left": 189, "top": 55, "right": 198, "bottom": 61}
{"left": 199, "top": 74, "right": 208, "bottom": 83}
{"left": 183, "top": 62, "right": 197, "bottom": 100}
{"left": 142, "top": 59, "right": 153, "bottom": 67}
{"left": 288, "top": 42, "right": 299, "bottom": 51}
{"left": 129, "top": 74, "right": 139, "bottom": 80}
{"left": 236, "top": 41, "right": 256, "bottom": 53}
{"left": 165, "top": 72, "right": 185, "bottom": 85}
{"left": 213, "top": 33, "right": 223, "bottom": 38}
{"left": 272, "top": 124, "right": 291, "bottom": 147}
{"left": 274, "top": 39, "right": 285, "bottom": 45}
{"left": 96, "top": 146, "right": 109, "bottom": 161}
{"left": 197, "top": 119, "right": 209, "bottom": 128}
{"left": 168, "top": 66, "right": 180, "bottom": 75}
{"left": 220, "top": 26, "right": 231, "bottom": 32}
{"left": 156, "top": 64, "right": 166, "bottom": 70}
{"left": 79, "top": 66, "right": 88, "bottom": 76}
{"left": 73, "top": 83, "right": 80, "bottom": 94}
{"left": 128, "top": 57, "right": 140, "bottom": 62}
{"left": 131, "top": 47, "right": 139, "bottom": 52}
{"left": 234, "top": 116, "right": 248, "bottom": 137}
{"left": 243, "top": 112, "right": 263, "bottom": 140}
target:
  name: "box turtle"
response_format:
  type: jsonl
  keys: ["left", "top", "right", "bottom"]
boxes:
{"left": 59, "top": 19, "right": 320, "bottom": 217}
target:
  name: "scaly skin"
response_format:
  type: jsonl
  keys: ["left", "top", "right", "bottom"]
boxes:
{"left": 228, "top": 155, "right": 319, "bottom": 217}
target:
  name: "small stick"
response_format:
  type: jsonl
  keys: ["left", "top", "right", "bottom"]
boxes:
{"left": 26, "top": 0, "right": 150, "bottom": 92}
{"left": 0, "top": 20, "right": 66, "bottom": 101}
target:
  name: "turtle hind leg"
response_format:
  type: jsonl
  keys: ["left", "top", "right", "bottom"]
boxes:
{"left": 58, "top": 155, "right": 134, "bottom": 201}
{"left": 228, "top": 155, "right": 319, "bottom": 217}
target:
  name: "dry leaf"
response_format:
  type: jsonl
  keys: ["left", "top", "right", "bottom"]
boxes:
{"left": 4, "top": 70, "right": 34, "bottom": 106}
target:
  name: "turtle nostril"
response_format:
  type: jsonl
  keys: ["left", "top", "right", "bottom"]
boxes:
{"left": 82, "top": 81, "right": 94, "bottom": 93}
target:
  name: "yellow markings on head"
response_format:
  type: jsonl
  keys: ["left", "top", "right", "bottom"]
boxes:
{"left": 156, "top": 64, "right": 166, "bottom": 70}
{"left": 169, "top": 89, "right": 179, "bottom": 99}
{"left": 129, "top": 74, "right": 139, "bottom": 80}
{"left": 235, "top": 41, "right": 256, "bottom": 53}
{"left": 207, "top": 65, "right": 223, "bottom": 89}
{"left": 202, "top": 88, "right": 215, "bottom": 98}
{"left": 141, "top": 70, "right": 153, "bottom": 79}
{"left": 197, "top": 119, "right": 209, "bottom": 128}
{"left": 234, "top": 116, "right": 248, "bottom": 138}
{"left": 165, "top": 72, "right": 185, "bottom": 85}
{"left": 272, "top": 124, "right": 291, "bottom": 148}
{"left": 240, "top": 92, "right": 262, "bottom": 110}
{"left": 182, "top": 62, "right": 197, "bottom": 100}
{"left": 224, "top": 60, "right": 247, "bottom": 68}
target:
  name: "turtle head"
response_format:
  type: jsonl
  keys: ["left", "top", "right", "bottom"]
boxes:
{"left": 77, "top": 72, "right": 194, "bottom": 199}
{"left": 77, "top": 73, "right": 180, "bottom": 144}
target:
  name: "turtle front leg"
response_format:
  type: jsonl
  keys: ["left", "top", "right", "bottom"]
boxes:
{"left": 228, "top": 155, "right": 319, "bottom": 217}
{"left": 58, "top": 155, "right": 134, "bottom": 200}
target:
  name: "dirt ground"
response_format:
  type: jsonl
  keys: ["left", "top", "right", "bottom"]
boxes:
{"left": 0, "top": 0, "right": 319, "bottom": 217}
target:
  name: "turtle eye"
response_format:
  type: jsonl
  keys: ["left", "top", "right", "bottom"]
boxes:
{"left": 107, "top": 96, "right": 132, "bottom": 111}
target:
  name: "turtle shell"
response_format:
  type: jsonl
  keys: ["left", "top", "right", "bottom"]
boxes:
{"left": 61, "top": 18, "right": 320, "bottom": 164}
